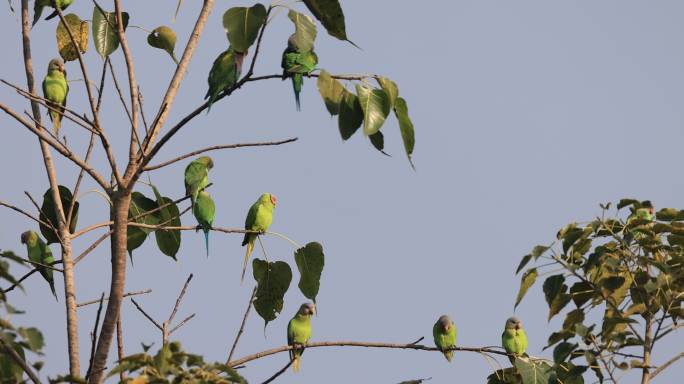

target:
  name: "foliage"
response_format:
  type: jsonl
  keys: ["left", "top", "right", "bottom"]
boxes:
{"left": 513, "top": 199, "right": 684, "bottom": 382}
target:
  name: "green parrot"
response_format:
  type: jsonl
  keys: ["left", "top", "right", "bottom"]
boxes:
{"left": 184, "top": 156, "right": 213, "bottom": 206}
{"left": 433, "top": 315, "right": 457, "bottom": 362}
{"left": 193, "top": 191, "right": 215, "bottom": 257}
{"left": 287, "top": 302, "right": 315, "bottom": 373}
{"left": 205, "top": 48, "right": 244, "bottom": 111}
{"left": 33, "top": 0, "right": 74, "bottom": 26}
{"left": 42, "top": 58, "right": 68, "bottom": 136}
{"left": 281, "top": 34, "right": 318, "bottom": 111}
{"left": 20, "top": 230, "right": 57, "bottom": 300}
{"left": 502, "top": 316, "right": 528, "bottom": 363}
{"left": 241, "top": 193, "right": 277, "bottom": 282}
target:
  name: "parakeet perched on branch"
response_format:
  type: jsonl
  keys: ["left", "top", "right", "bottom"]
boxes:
{"left": 193, "top": 191, "right": 215, "bottom": 257}
{"left": 42, "top": 58, "right": 68, "bottom": 135}
{"left": 287, "top": 302, "right": 315, "bottom": 373}
{"left": 281, "top": 34, "right": 318, "bottom": 111}
{"left": 21, "top": 230, "right": 58, "bottom": 300}
{"left": 241, "top": 193, "right": 276, "bottom": 282}
{"left": 205, "top": 48, "right": 244, "bottom": 111}
{"left": 502, "top": 316, "right": 528, "bottom": 363}
{"left": 33, "top": 0, "right": 74, "bottom": 26}
{"left": 184, "top": 156, "right": 213, "bottom": 206}
{"left": 433, "top": 315, "right": 457, "bottom": 362}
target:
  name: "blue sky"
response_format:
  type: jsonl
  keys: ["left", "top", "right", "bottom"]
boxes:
{"left": 1, "top": 0, "right": 682, "bottom": 382}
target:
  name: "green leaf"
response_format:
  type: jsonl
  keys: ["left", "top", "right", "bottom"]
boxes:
{"left": 222, "top": 4, "right": 267, "bottom": 53}
{"left": 288, "top": 10, "right": 317, "bottom": 52}
{"left": 152, "top": 187, "right": 181, "bottom": 261}
{"left": 18, "top": 327, "right": 44, "bottom": 352}
{"left": 514, "top": 358, "right": 555, "bottom": 384}
{"left": 302, "top": 0, "right": 354, "bottom": 44}
{"left": 617, "top": 199, "right": 639, "bottom": 210}
{"left": 0, "top": 343, "right": 25, "bottom": 383}
{"left": 544, "top": 274, "right": 570, "bottom": 320}
{"left": 569, "top": 281, "right": 594, "bottom": 308}
{"left": 584, "top": 351, "right": 604, "bottom": 383}
{"left": 553, "top": 342, "right": 577, "bottom": 364}
{"left": 516, "top": 255, "right": 532, "bottom": 275}
{"left": 56, "top": 14, "right": 89, "bottom": 62}
{"left": 369, "top": 131, "right": 389, "bottom": 156}
{"left": 252, "top": 259, "right": 292, "bottom": 327}
{"left": 338, "top": 90, "right": 363, "bottom": 140}
{"left": 394, "top": 97, "right": 416, "bottom": 168}
{"left": 316, "top": 70, "right": 345, "bottom": 116}
{"left": 92, "top": 6, "right": 129, "bottom": 58}
{"left": 294, "top": 242, "right": 325, "bottom": 303}
{"left": 486, "top": 368, "right": 522, "bottom": 384}
{"left": 147, "top": 26, "right": 179, "bottom": 65}
{"left": 375, "top": 76, "right": 399, "bottom": 108}
{"left": 356, "top": 85, "right": 390, "bottom": 136}
{"left": 656, "top": 208, "right": 684, "bottom": 221}
{"left": 127, "top": 192, "right": 160, "bottom": 255}
{"left": 562, "top": 309, "right": 585, "bottom": 332}
{"left": 39, "top": 185, "right": 79, "bottom": 244}
{"left": 515, "top": 268, "right": 537, "bottom": 309}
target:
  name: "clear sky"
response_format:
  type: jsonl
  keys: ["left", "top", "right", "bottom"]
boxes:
{"left": 1, "top": 0, "right": 682, "bottom": 382}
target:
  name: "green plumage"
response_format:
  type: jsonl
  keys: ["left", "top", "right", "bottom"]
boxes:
{"left": 281, "top": 35, "right": 318, "bottom": 111}
{"left": 21, "top": 231, "right": 57, "bottom": 300}
{"left": 33, "top": 0, "right": 74, "bottom": 26}
{"left": 42, "top": 58, "right": 68, "bottom": 136}
{"left": 184, "top": 156, "right": 213, "bottom": 206}
{"left": 193, "top": 191, "right": 215, "bottom": 257}
{"left": 502, "top": 317, "right": 528, "bottom": 364}
{"left": 287, "top": 303, "right": 315, "bottom": 373}
{"left": 433, "top": 315, "right": 457, "bottom": 362}
{"left": 205, "top": 48, "right": 243, "bottom": 111}
{"left": 241, "top": 193, "right": 276, "bottom": 282}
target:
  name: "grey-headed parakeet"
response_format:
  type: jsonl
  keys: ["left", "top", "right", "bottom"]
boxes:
{"left": 433, "top": 315, "right": 457, "bottom": 362}
{"left": 205, "top": 48, "right": 244, "bottom": 111}
{"left": 241, "top": 193, "right": 276, "bottom": 282}
{"left": 33, "top": 0, "right": 74, "bottom": 26}
{"left": 184, "top": 156, "right": 213, "bottom": 206}
{"left": 287, "top": 302, "right": 315, "bottom": 373}
{"left": 502, "top": 316, "right": 528, "bottom": 363}
{"left": 42, "top": 58, "right": 68, "bottom": 135}
{"left": 21, "top": 230, "right": 57, "bottom": 300}
{"left": 193, "top": 191, "right": 215, "bottom": 257}
{"left": 281, "top": 34, "right": 318, "bottom": 111}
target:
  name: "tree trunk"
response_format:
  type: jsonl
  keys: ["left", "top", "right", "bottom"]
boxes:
{"left": 60, "top": 236, "right": 80, "bottom": 376}
{"left": 641, "top": 315, "right": 653, "bottom": 384}
{"left": 88, "top": 192, "right": 131, "bottom": 384}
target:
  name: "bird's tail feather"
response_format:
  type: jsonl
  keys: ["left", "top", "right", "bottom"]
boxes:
{"left": 241, "top": 242, "right": 254, "bottom": 283}
{"left": 49, "top": 281, "right": 58, "bottom": 302}
{"left": 292, "top": 356, "right": 300, "bottom": 373}
{"left": 444, "top": 351, "right": 454, "bottom": 362}
{"left": 292, "top": 74, "right": 302, "bottom": 111}
{"left": 204, "top": 229, "right": 210, "bottom": 258}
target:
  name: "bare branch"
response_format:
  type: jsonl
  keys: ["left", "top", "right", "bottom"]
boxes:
{"left": 0, "top": 199, "right": 52, "bottom": 228}
{"left": 2, "top": 260, "right": 63, "bottom": 294}
{"left": 227, "top": 286, "right": 257, "bottom": 363}
{"left": 106, "top": 58, "right": 133, "bottom": 125}
{"left": 229, "top": 342, "right": 508, "bottom": 368}
{"left": 0, "top": 338, "right": 41, "bottom": 384}
{"left": 168, "top": 313, "right": 196, "bottom": 335}
{"left": 260, "top": 360, "right": 292, "bottom": 384}
{"left": 85, "top": 293, "right": 105, "bottom": 381}
{"left": 144, "top": 138, "right": 299, "bottom": 171}
{"left": 78, "top": 289, "right": 152, "bottom": 308}
{"left": 130, "top": 298, "right": 162, "bottom": 331}
{"left": 168, "top": 274, "right": 193, "bottom": 324}
{"left": 73, "top": 230, "right": 111, "bottom": 265}
{"left": 651, "top": 351, "right": 684, "bottom": 379}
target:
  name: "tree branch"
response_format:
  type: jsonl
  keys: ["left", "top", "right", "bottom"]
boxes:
{"left": 228, "top": 341, "right": 508, "bottom": 367}
{"left": 73, "top": 230, "right": 111, "bottom": 265}
{"left": 0, "top": 338, "right": 41, "bottom": 384}
{"left": 85, "top": 293, "right": 105, "bottom": 382}
{"left": 0, "top": 199, "right": 53, "bottom": 228}
{"left": 130, "top": 298, "right": 162, "bottom": 331}
{"left": 144, "top": 138, "right": 298, "bottom": 171}
{"left": 77, "top": 289, "right": 152, "bottom": 308}
{"left": 168, "top": 274, "right": 193, "bottom": 325}
{"left": 650, "top": 351, "right": 684, "bottom": 379}
{"left": 227, "top": 286, "right": 257, "bottom": 363}
{"left": 168, "top": 313, "right": 196, "bottom": 335}
{"left": 260, "top": 360, "right": 292, "bottom": 384}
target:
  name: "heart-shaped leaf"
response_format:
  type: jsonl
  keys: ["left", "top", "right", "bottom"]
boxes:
{"left": 39, "top": 185, "right": 79, "bottom": 244}
{"left": 127, "top": 192, "right": 159, "bottom": 256}
{"left": 252, "top": 259, "right": 292, "bottom": 327}
{"left": 223, "top": 4, "right": 267, "bottom": 53}
{"left": 394, "top": 97, "right": 415, "bottom": 168}
{"left": 338, "top": 90, "right": 363, "bottom": 140}
{"left": 302, "top": 0, "right": 355, "bottom": 46}
{"left": 356, "top": 84, "right": 390, "bottom": 136}
{"left": 56, "top": 14, "right": 89, "bottom": 62}
{"left": 294, "top": 242, "right": 325, "bottom": 303}
{"left": 92, "top": 6, "right": 129, "bottom": 58}
{"left": 316, "top": 69, "right": 345, "bottom": 116}
{"left": 147, "top": 26, "right": 179, "bottom": 65}
{"left": 288, "top": 10, "right": 317, "bottom": 52}
{"left": 152, "top": 187, "right": 181, "bottom": 260}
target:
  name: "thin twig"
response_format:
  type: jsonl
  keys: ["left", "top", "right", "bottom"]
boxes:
{"left": 130, "top": 298, "right": 162, "bottom": 331}
{"left": 106, "top": 58, "right": 133, "bottom": 125}
{"left": 651, "top": 351, "right": 684, "bottom": 379}
{"left": 73, "top": 230, "right": 111, "bottom": 265}
{"left": 0, "top": 338, "right": 41, "bottom": 384}
{"left": 168, "top": 313, "right": 196, "bottom": 335}
{"left": 85, "top": 293, "right": 105, "bottom": 381}
{"left": 77, "top": 289, "right": 152, "bottom": 307}
{"left": 144, "top": 138, "right": 298, "bottom": 171}
{"left": 2, "top": 260, "right": 63, "bottom": 294}
{"left": 227, "top": 286, "right": 257, "bottom": 363}
{"left": 0, "top": 199, "right": 51, "bottom": 227}
{"left": 260, "top": 360, "right": 293, "bottom": 384}
{"left": 228, "top": 341, "right": 508, "bottom": 367}
{"left": 168, "top": 274, "right": 193, "bottom": 324}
